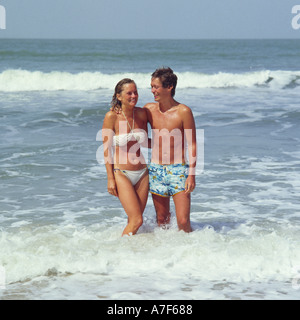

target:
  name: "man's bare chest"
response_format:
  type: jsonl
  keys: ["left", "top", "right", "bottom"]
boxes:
{"left": 150, "top": 110, "right": 183, "bottom": 131}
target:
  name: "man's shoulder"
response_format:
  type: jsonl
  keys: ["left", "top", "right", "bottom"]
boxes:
{"left": 143, "top": 102, "right": 158, "bottom": 111}
{"left": 178, "top": 103, "right": 191, "bottom": 111}
{"left": 135, "top": 106, "right": 148, "bottom": 119}
{"left": 178, "top": 103, "right": 193, "bottom": 115}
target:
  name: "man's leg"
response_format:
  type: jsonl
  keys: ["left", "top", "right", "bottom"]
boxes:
{"left": 151, "top": 194, "right": 171, "bottom": 227}
{"left": 172, "top": 191, "right": 192, "bottom": 232}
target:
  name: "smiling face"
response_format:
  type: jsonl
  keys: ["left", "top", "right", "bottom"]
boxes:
{"left": 151, "top": 77, "right": 173, "bottom": 102}
{"left": 117, "top": 82, "right": 138, "bottom": 108}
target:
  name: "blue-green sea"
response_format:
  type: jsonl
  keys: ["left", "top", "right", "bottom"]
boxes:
{"left": 0, "top": 39, "right": 300, "bottom": 300}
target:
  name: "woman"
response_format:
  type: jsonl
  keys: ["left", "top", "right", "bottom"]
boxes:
{"left": 102, "top": 79, "right": 149, "bottom": 236}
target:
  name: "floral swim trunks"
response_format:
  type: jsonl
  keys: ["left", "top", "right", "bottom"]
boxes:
{"left": 148, "top": 163, "right": 188, "bottom": 197}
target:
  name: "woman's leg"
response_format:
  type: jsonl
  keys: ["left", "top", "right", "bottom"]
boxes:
{"left": 114, "top": 171, "right": 148, "bottom": 236}
{"left": 134, "top": 170, "right": 149, "bottom": 215}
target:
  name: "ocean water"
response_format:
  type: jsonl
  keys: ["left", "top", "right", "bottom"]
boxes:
{"left": 0, "top": 39, "right": 300, "bottom": 300}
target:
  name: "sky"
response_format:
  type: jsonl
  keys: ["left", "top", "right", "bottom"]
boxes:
{"left": 0, "top": 0, "right": 300, "bottom": 39}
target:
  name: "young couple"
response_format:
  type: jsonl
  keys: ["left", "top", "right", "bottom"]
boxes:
{"left": 102, "top": 67, "right": 197, "bottom": 236}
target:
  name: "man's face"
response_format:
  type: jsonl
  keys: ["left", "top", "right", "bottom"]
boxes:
{"left": 151, "top": 77, "right": 172, "bottom": 102}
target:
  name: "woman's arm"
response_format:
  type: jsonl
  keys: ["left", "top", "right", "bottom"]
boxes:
{"left": 102, "top": 111, "right": 118, "bottom": 197}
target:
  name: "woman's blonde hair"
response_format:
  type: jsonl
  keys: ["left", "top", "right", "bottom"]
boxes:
{"left": 110, "top": 78, "right": 136, "bottom": 113}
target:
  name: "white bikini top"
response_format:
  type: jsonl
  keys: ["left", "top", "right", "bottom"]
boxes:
{"left": 113, "top": 110, "right": 146, "bottom": 147}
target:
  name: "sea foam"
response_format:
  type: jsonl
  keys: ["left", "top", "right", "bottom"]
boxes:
{"left": 0, "top": 69, "right": 300, "bottom": 92}
{"left": 0, "top": 221, "right": 299, "bottom": 286}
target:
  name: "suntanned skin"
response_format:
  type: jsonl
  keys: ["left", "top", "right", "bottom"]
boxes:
{"left": 102, "top": 82, "right": 149, "bottom": 236}
{"left": 144, "top": 77, "right": 197, "bottom": 232}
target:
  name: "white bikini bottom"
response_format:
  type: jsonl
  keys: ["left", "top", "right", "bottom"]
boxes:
{"left": 114, "top": 167, "right": 148, "bottom": 186}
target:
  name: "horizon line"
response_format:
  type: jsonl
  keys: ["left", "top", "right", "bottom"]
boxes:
{"left": 1, "top": 37, "right": 300, "bottom": 41}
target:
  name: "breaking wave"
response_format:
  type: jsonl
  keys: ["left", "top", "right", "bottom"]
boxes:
{"left": 0, "top": 69, "right": 300, "bottom": 92}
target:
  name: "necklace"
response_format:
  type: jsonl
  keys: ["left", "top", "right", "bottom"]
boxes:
{"left": 121, "top": 109, "right": 134, "bottom": 131}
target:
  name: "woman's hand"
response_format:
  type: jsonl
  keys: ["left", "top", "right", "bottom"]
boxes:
{"left": 107, "top": 178, "right": 118, "bottom": 197}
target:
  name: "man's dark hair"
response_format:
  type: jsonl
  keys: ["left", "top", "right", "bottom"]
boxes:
{"left": 151, "top": 67, "right": 177, "bottom": 97}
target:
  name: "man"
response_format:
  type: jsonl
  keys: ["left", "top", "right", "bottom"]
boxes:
{"left": 144, "top": 67, "right": 197, "bottom": 232}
